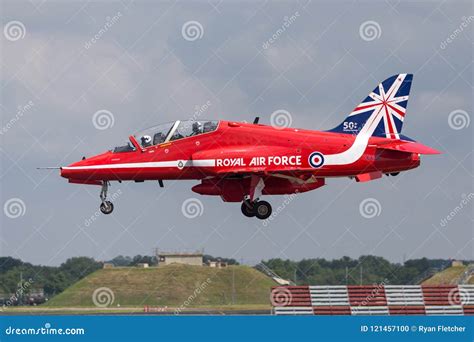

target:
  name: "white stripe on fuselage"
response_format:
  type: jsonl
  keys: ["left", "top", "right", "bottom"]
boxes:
{"left": 62, "top": 159, "right": 215, "bottom": 170}
{"left": 324, "top": 104, "right": 384, "bottom": 166}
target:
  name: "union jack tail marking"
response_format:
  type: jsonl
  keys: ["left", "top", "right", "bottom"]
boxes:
{"left": 329, "top": 74, "right": 413, "bottom": 139}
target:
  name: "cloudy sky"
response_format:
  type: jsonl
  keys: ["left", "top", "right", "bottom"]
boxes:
{"left": 1, "top": 0, "right": 472, "bottom": 267}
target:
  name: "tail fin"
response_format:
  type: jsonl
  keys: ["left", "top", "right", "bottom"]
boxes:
{"left": 328, "top": 74, "right": 413, "bottom": 139}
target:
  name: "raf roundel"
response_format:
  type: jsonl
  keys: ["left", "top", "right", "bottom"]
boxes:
{"left": 308, "top": 151, "right": 325, "bottom": 168}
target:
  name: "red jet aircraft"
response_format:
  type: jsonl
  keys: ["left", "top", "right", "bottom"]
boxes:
{"left": 57, "top": 74, "right": 439, "bottom": 219}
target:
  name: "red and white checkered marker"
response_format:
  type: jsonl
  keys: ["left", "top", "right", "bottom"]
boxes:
{"left": 271, "top": 285, "right": 474, "bottom": 315}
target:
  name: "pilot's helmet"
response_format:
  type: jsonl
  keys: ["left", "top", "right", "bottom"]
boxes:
{"left": 142, "top": 135, "right": 152, "bottom": 145}
{"left": 192, "top": 121, "right": 202, "bottom": 133}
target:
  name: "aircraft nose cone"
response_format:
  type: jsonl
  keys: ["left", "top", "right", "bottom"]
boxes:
{"left": 60, "top": 159, "right": 87, "bottom": 179}
{"left": 60, "top": 167, "right": 67, "bottom": 178}
{"left": 60, "top": 166, "right": 76, "bottom": 179}
{"left": 60, "top": 164, "right": 77, "bottom": 179}
{"left": 60, "top": 152, "right": 111, "bottom": 181}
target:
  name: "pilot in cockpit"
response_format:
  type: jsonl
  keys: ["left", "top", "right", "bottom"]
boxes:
{"left": 191, "top": 121, "right": 203, "bottom": 136}
{"left": 141, "top": 135, "right": 152, "bottom": 147}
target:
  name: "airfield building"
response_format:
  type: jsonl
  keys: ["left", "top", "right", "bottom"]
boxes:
{"left": 157, "top": 252, "right": 203, "bottom": 266}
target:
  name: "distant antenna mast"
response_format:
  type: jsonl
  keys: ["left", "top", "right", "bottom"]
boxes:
{"left": 231, "top": 267, "right": 236, "bottom": 305}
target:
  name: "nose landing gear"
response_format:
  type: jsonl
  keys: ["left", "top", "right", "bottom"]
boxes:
{"left": 99, "top": 181, "right": 114, "bottom": 215}
{"left": 100, "top": 201, "right": 114, "bottom": 215}
{"left": 240, "top": 199, "right": 272, "bottom": 220}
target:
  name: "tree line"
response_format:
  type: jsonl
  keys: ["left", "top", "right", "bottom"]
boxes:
{"left": 0, "top": 256, "right": 102, "bottom": 298}
{"left": 259, "top": 256, "right": 458, "bottom": 285}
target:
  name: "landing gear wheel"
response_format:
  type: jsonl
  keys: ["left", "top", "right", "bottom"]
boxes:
{"left": 241, "top": 201, "right": 256, "bottom": 217}
{"left": 100, "top": 201, "right": 114, "bottom": 215}
{"left": 255, "top": 201, "right": 272, "bottom": 220}
{"left": 99, "top": 181, "right": 114, "bottom": 214}
{"left": 390, "top": 172, "right": 400, "bottom": 176}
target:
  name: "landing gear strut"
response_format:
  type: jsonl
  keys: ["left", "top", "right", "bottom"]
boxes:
{"left": 99, "top": 181, "right": 114, "bottom": 215}
{"left": 240, "top": 176, "right": 272, "bottom": 220}
{"left": 241, "top": 199, "right": 272, "bottom": 220}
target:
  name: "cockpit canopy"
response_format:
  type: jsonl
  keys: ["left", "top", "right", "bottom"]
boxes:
{"left": 113, "top": 120, "right": 219, "bottom": 153}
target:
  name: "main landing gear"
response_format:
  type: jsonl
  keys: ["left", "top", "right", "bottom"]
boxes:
{"left": 385, "top": 172, "right": 400, "bottom": 177}
{"left": 241, "top": 199, "right": 272, "bottom": 220}
{"left": 239, "top": 175, "right": 272, "bottom": 220}
{"left": 99, "top": 181, "right": 114, "bottom": 215}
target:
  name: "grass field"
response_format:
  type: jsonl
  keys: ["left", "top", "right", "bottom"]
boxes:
{"left": 422, "top": 266, "right": 467, "bottom": 285}
{"left": 44, "top": 264, "right": 275, "bottom": 308}
{"left": 3, "top": 304, "right": 271, "bottom": 315}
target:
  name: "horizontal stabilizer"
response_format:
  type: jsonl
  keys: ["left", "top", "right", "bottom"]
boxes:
{"left": 376, "top": 141, "right": 441, "bottom": 155}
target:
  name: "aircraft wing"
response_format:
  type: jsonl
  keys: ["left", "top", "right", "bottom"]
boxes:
{"left": 376, "top": 140, "right": 441, "bottom": 155}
